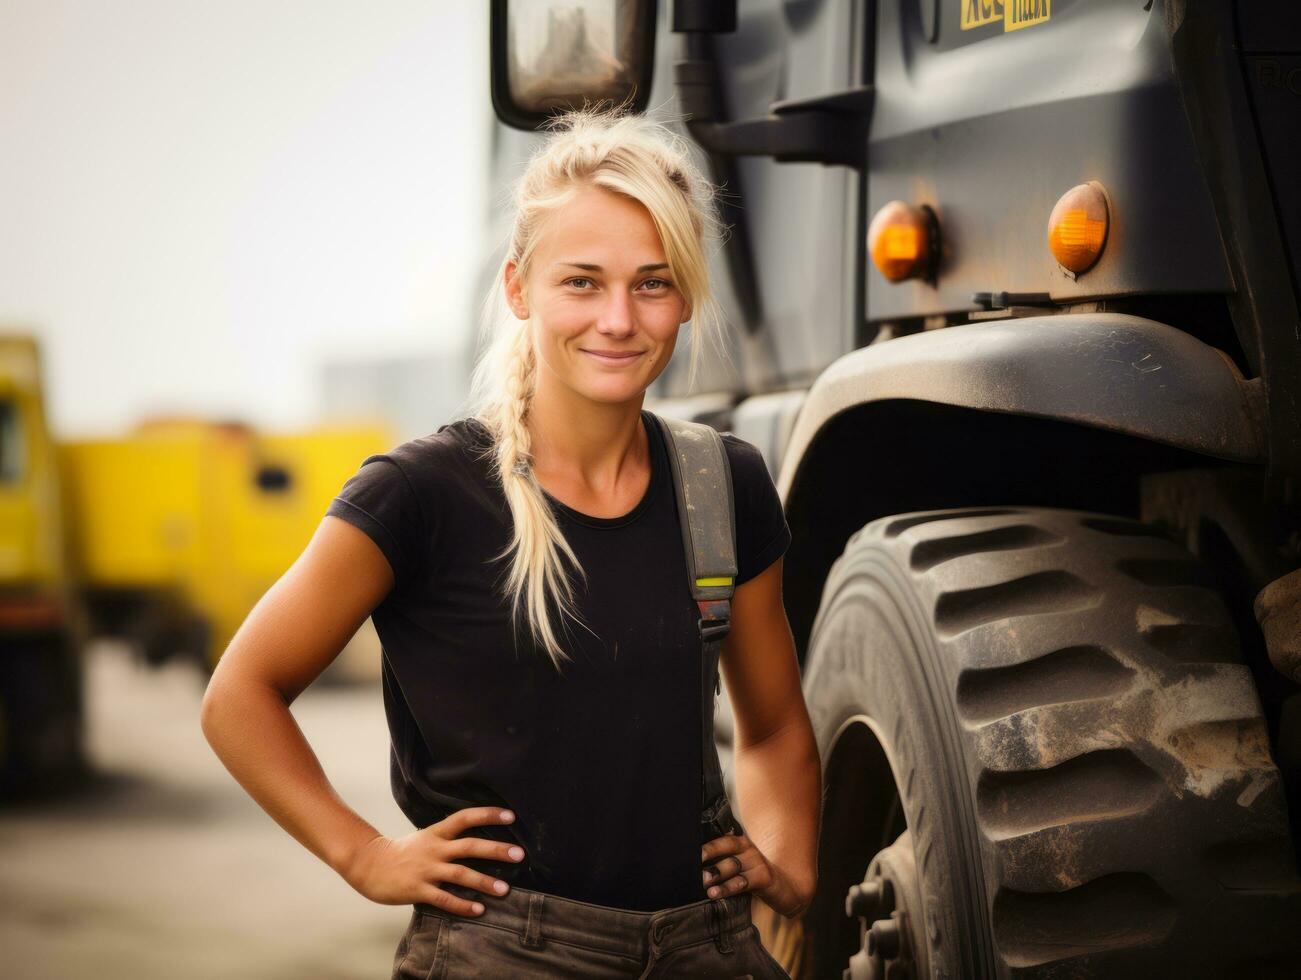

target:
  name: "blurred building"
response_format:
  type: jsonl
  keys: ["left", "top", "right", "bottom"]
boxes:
{"left": 320, "top": 344, "right": 476, "bottom": 444}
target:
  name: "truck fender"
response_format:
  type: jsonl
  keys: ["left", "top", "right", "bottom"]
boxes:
{"left": 776, "top": 312, "right": 1266, "bottom": 502}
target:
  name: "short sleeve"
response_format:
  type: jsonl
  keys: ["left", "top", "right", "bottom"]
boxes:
{"left": 722, "top": 434, "right": 792, "bottom": 586}
{"left": 325, "top": 453, "right": 425, "bottom": 588}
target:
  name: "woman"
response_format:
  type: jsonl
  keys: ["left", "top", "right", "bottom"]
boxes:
{"left": 200, "top": 107, "right": 821, "bottom": 979}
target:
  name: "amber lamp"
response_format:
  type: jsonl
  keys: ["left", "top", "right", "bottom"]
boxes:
{"left": 868, "top": 201, "right": 936, "bottom": 283}
{"left": 1048, "top": 182, "right": 1110, "bottom": 274}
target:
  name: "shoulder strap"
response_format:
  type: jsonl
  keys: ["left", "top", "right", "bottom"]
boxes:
{"left": 652, "top": 413, "right": 738, "bottom": 602}
{"left": 649, "top": 411, "right": 744, "bottom": 842}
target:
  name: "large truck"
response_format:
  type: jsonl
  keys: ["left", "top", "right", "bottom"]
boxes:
{"left": 59, "top": 416, "right": 395, "bottom": 679}
{"left": 0, "top": 335, "right": 89, "bottom": 795}
{"left": 487, "top": 2, "right": 1301, "bottom": 978}
{"left": 0, "top": 331, "right": 395, "bottom": 792}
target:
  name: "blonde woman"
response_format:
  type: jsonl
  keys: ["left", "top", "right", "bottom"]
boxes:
{"left": 201, "top": 107, "right": 820, "bottom": 978}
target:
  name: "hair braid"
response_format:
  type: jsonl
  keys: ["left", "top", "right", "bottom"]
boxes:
{"left": 486, "top": 318, "right": 594, "bottom": 669}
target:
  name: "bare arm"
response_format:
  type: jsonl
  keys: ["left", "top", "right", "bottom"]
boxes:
{"left": 199, "top": 515, "right": 395, "bottom": 876}
{"left": 198, "top": 515, "right": 524, "bottom": 915}
{"left": 705, "top": 556, "right": 821, "bottom": 917}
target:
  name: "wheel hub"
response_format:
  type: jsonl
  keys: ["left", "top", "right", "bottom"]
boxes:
{"left": 843, "top": 830, "right": 928, "bottom": 980}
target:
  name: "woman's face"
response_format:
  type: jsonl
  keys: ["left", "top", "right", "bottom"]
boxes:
{"left": 504, "top": 184, "right": 691, "bottom": 407}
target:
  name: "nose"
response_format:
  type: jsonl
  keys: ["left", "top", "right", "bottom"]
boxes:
{"left": 595, "top": 289, "right": 635, "bottom": 338}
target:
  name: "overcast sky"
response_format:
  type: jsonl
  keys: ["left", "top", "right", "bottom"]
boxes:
{"left": 1, "top": 1, "right": 491, "bottom": 437}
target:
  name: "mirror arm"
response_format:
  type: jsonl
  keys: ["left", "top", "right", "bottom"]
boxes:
{"left": 672, "top": 0, "right": 737, "bottom": 33}
{"left": 671, "top": 2, "right": 872, "bottom": 167}
{"left": 676, "top": 66, "right": 874, "bottom": 169}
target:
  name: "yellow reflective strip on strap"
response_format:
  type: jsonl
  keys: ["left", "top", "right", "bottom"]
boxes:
{"left": 695, "top": 576, "right": 734, "bottom": 587}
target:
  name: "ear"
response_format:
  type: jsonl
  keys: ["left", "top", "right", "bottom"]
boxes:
{"left": 503, "top": 260, "right": 529, "bottom": 320}
{"left": 680, "top": 301, "right": 693, "bottom": 324}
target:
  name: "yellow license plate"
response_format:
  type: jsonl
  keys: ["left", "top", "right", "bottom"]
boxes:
{"left": 961, "top": 0, "right": 1051, "bottom": 33}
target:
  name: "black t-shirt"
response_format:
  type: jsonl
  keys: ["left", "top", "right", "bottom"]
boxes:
{"left": 324, "top": 408, "right": 791, "bottom": 912}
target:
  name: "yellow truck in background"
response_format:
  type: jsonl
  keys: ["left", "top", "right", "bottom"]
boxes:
{"left": 1, "top": 332, "right": 393, "bottom": 792}
{"left": 0, "top": 335, "right": 88, "bottom": 794}
{"left": 60, "top": 418, "right": 394, "bottom": 674}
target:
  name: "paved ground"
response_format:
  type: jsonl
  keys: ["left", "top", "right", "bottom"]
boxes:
{"left": 0, "top": 641, "right": 412, "bottom": 980}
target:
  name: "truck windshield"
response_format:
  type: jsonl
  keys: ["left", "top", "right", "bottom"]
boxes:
{"left": 0, "top": 399, "right": 22, "bottom": 483}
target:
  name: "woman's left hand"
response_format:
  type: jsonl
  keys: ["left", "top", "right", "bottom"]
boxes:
{"left": 701, "top": 832, "right": 809, "bottom": 918}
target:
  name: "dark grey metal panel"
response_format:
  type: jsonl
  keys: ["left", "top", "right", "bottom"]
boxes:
{"left": 866, "top": 0, "right": 1230, "bottom": 320}
{"left": 1240, "top": 53, "right": 1301, "bottom": 338}
{"left": 776, "top": 313, "right": 1266, "bottom": 498}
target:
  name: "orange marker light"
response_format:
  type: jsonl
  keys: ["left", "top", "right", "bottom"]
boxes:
{"left": 868, "top": 201, "right": 936, "bottom": 283}
{"left": 1048, "top": 182, "right": 1109, "bottom": 274}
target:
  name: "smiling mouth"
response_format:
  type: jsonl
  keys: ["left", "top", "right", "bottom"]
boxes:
{"left": 581, "top": 349, "right": 644, "bottom": 362}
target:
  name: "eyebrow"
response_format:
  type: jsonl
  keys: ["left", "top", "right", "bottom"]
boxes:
{"left": 555, "top": 262, "right": 671, "bottom": 273}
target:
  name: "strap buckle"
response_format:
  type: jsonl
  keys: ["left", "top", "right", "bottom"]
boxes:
{"left": 701, "top": 794, "right": 739, "bottom": 840}
{"left": 698, "top": 598, "right": 730, "bottom": 698}
{"left": 697, "top": 597, "right": 731, "bottom": 643}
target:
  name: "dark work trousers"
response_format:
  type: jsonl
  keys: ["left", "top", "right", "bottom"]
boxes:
{"left": 391, "top": 881, "right": 792, "bottom": 979}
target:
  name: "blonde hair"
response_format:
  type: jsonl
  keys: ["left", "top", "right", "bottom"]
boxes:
{"left": 463, "top": 105, "right": 727, "bottom": 673}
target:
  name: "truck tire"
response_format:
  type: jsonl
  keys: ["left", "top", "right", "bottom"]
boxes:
{"left": 0, "top": 629, "right": 86, "bottom": 797}
{"left": 794, "top": 506, "right": 1301, "bottom": 979}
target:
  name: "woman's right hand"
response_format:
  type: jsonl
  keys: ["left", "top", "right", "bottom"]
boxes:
{"left": 340, "top": 807, "right": 525, "bottom": 917}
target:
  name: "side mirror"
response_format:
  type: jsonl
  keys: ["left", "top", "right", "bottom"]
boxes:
{"left": 490, "top": 0, "right": 657, "bottom": 131}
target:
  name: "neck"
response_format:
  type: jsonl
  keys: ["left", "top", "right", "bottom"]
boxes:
{"left": 526, "top": 370, "right": 647, "bottom": 492}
